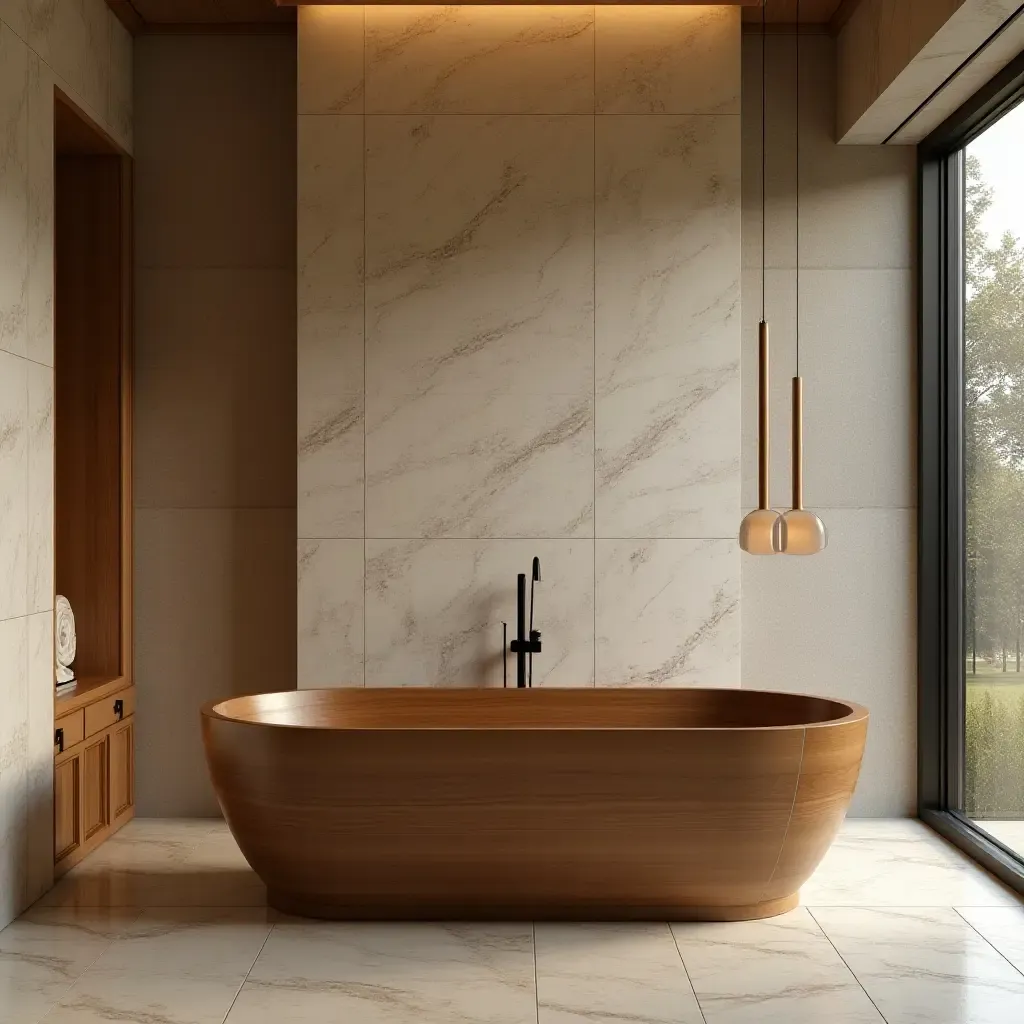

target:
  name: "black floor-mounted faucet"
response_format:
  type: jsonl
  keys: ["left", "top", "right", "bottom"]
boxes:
{"left": 508, "top": 557, "right": 542, "bottom": 687}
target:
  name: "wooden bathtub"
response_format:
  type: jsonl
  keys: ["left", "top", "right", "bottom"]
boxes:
{"left": 201, "top": 688, "right": 867, "bottom": 921}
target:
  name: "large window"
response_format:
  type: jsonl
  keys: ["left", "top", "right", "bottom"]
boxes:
{"left": 963, "top": 103, "right": 1024, "bottom": 854}
{"left": 920, "top": 52, "right": 1024, "bottom": 890}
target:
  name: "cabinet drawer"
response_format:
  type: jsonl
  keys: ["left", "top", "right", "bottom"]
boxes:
{"left": 84, "top": 687, "right": 135, "bottom": 738}
{"left": 55, "top": 710, "right": 85, "bottom": 755}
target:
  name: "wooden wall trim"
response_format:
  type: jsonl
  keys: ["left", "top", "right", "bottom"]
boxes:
{"left": 138, "top": 22, "right": 297, "bottom": 35}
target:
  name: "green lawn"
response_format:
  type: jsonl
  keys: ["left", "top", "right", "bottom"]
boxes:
{"left": 966, "top": 673, "right": 1024, "bottom": 818}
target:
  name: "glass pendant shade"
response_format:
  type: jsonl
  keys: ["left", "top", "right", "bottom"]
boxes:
{"left": 740, "top": 321, "right": 781, "bottom": 554}
{"left": 775, "top": 376, "right": 827, "bottom": 555}
{"left": 740, "top": 508, "right": 782, "bottom": 554}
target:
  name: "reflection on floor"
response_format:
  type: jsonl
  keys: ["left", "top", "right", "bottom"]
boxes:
{"left": 978, "top": 819, "right": 1024, "bottom": 855}
{"left": 3, "top": 819, "right": 1024, "bottom": 1023}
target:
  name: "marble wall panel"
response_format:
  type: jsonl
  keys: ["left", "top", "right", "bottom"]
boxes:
{"left": 297, "top": 6, "right": 742, "bottom": 692}
{"left": 596, "top": 539, "right": 740, "bottom": 687}
{"left": 297, "top": 115, "right": 364, "bottom": 539}
{"left": 365, "top": 113, "right": 595, "bottom": 540}
{"left": 0, "top": 0, "right": 130, "bottom": 927}
{"left": 0, "top": 22, "right": 29, "bottom": 361}
{"left": 0, "top": 349, "right": 28, "bottom": 622}
{"left": 595, "top": 6, "right": 740, "bottom": 115}
{"left": 365, "top": 539, "right": 594, "bottom": 687}
{"left": 365, "top": 5, "right": 594, "bottom": 115}
{"left": 297, "top": 539, "right": 364, "bottom": 688}
{"left": 596, "top": 114, "right": 741, "bottom": 539}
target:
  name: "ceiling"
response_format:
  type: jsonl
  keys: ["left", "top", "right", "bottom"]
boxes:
{"left": 108, "top": 1, "right": 851, "bottom": 34}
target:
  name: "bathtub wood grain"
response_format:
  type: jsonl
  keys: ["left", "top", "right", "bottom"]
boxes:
{"left": 201, "top": 688, "right": 868, "bottom": 921}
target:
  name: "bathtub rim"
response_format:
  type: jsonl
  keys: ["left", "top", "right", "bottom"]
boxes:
{"left": 200, "top": 687, "right": 869, "bottom": 733}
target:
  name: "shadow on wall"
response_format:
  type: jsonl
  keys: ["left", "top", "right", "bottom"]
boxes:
{"left": 132, "top": 33, "right": 298, "bottom": 818}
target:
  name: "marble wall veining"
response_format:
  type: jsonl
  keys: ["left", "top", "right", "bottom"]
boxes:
{"left": 297, "top": 5, "right": 742, "bottom": 690}
{"left": 0, "top": 0, "right": 132, "bottom": 928}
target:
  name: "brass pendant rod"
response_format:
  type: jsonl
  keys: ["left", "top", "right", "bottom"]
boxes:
{"left": 758, "top": 322, "right": 771, "bottom": 510}
{"left": 791, "top": 376, "right": 804, "bottom": 511}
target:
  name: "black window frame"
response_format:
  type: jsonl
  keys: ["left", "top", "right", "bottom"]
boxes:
{"left": 919, "top": 47, "right": 1024, "bottom": 891}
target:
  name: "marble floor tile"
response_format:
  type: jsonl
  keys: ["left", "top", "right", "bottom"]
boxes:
{"left": 183, "top": 829, "right": 254, "bottom": 872}
{"left": 0, "top": 959, "right": 74, "bottom": 1024}
{"left": 955, "top": 905, "right": 1024, "bottom": 973}
{"left": 42, "top": 969, "right": 245, "bottom": 1024}
{"left": 9, "top": 820, "right": 1024, "bottom": 1024}
{"left": 672, "top": 909, "right": 883, "bottom": 1024}
{"left": 802, "top": 819, "right": 1020, "bottom": 907}
{"left": 115, "top": 818, "right": 224, "bottom": 842}
{"left": 811, "top": 906, "right": 1024, "bottom": 1024}
{"left": 231, "top": 922, "right": 537, "bottom": 1023}
{"left": 535, "top": 923, "right": 704, "bottom": 1024}
{"left": 0, "top": 907, "right": 139, "bottom": 1024}
{"left": 0, "top": 905, "right": 139, "bottom": 962}
{"left": 37, "top": 841, "right": 265, "bottom": 912}
{"left": 87, "top": 908, "right": 273, "bottom": 981}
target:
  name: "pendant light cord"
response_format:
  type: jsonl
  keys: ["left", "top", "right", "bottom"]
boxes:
{"left": 761, "top": 0, "right": 766, "bottom": 322}
{"left": 795, "top": 0, "right": 800, "bottom": 376}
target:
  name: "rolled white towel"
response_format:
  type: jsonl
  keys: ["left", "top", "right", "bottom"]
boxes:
{"left": 55, "top": 595, "right": 77, "bottom": 685}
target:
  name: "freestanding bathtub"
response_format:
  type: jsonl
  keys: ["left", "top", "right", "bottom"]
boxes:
{"left": 201, "top": 688, "right": 867, "bottom": 921}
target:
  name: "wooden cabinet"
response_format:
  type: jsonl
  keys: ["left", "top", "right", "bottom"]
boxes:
{"left": 54, "top": 683, "right": 135, "bottom": 876}
{"left": 109, "top": 718, "right": 134, "bottom": 825}
{"left": 52, "top": 96, "right": 134, "bottom": 881}
{"left": 53, "top": 754, "right": 80, "bottom": 863}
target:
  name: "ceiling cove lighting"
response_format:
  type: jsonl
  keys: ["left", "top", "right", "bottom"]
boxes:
{"left": 277, "top": 2, "right": 763, "bottom": 6}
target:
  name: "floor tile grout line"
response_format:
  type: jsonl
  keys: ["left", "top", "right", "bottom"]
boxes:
{"left": 219, "top": 919, "right": 276, "bottom": 1024}
{"left": 667, "top": 922, "right": 709, "bottom": 1024}
{"left": 952, "top": 906, "right": 1024, "bottom": 981}
{"left": 805, "top": 907, "right": 889, "bottom": 1023}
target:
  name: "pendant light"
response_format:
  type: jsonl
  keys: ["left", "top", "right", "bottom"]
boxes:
{"left": 774, "top": 0, "right": 827, "bottom": 556}
{"left": 739, "top": 0, "right": 781, "bottom": 555}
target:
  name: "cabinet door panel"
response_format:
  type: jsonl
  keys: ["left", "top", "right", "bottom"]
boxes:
{"left": 82, "top": 735, "right": 109, "bottom": 841}
{"left": 110, "top": 719, "right": 134, "bottom": 822}
{"left": 54, "top": 754, "right": 80, "bottom": 862}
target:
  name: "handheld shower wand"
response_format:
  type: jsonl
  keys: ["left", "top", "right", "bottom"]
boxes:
{"left": 529, "top": 557, "right": 541, "bottom": 687}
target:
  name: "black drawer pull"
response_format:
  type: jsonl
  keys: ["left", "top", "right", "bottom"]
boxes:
{"left": 55, "top": 727, "right": 64, "bottom": 753}
{"left": 114, "top": 699, "right": 124, "bottom": 721}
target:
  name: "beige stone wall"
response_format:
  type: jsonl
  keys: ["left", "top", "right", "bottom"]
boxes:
{"left": 297, "top": 5, "right": 743, "bottom": 691}
{"left": 740, "top": 32, "right": 918, "bottom": 815}
{"left": 0, "top": 0, "right": 132, "bottom": 927}
{"left": 132, "top": 34, "right": 297, "bottom": 817}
